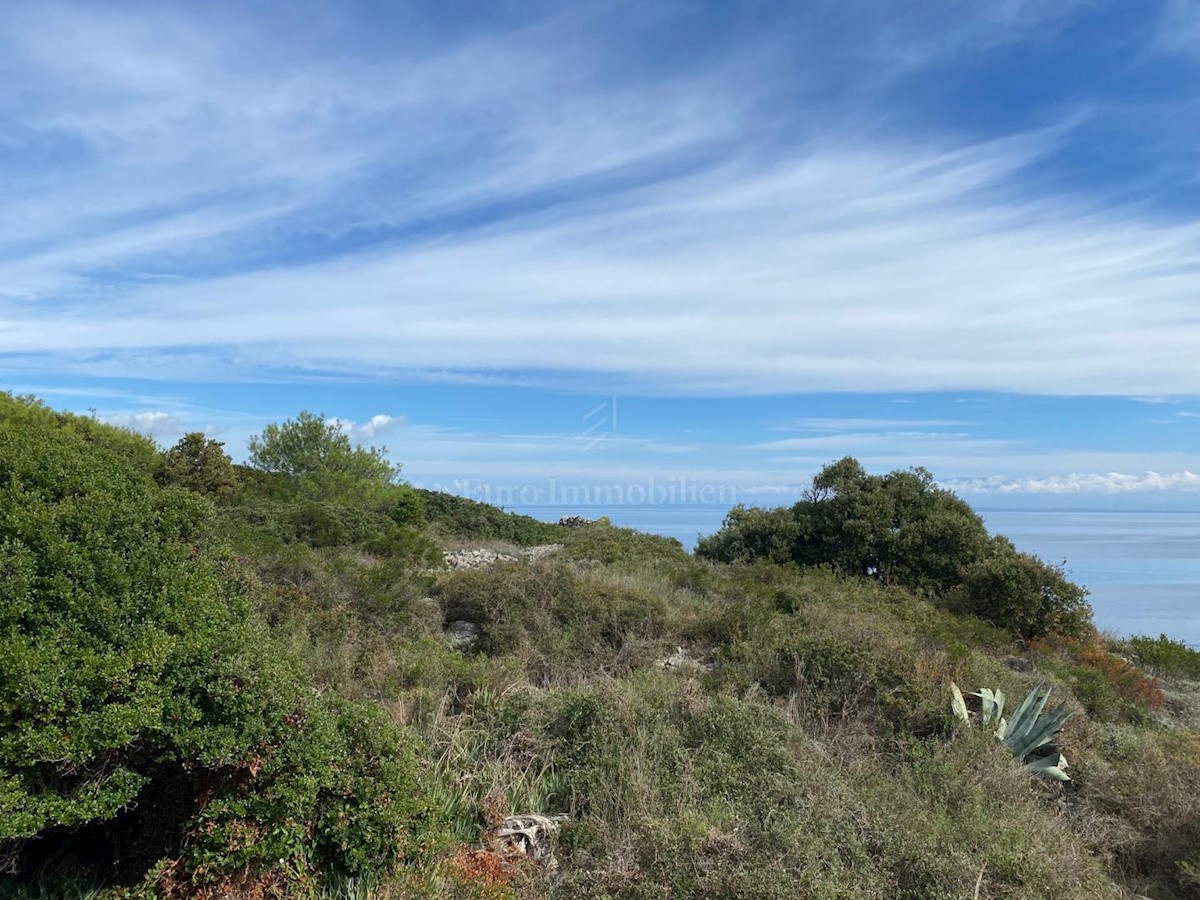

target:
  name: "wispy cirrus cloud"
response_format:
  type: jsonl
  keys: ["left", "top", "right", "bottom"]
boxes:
{"left": 2, "top": 2, "right": 1200, "bottom": 399}
{"left": 769, "top": 417, "right": 968, "bottom": 432}
{"left": 8, "top": 130, "right": 1200, "bottom": 396}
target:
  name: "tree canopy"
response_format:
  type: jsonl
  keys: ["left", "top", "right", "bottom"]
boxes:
{"left": 247, "top": 411, "right": 399, "bottom": 505}
{"left": 698, "top": 457, "right": 1091, "bottom": 639}
{"left": 156, "top": 431, "right": 238, "bottom": 500}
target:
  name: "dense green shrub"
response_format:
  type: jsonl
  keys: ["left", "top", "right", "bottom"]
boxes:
{"left": 156, "top": 432, "right": 238, "bottom": 500}
{"left": 0, "top": 392, "right": 161, "bottom": 475}
{"left": 180, "top": 698, "right": 441, "bottom": 889}
{"left": 390, "top": 483, "right": 426, "bottom": 527}
{"left": 0, "top": 397, "right": 440, "bottom": 891}
{"left": 698, "top": 458, "right": 1092, "bottom": 641}
{"left": 689, "top": 504, "right": 799, "bottom": 566}
{"left": 699, "top": 457, "right": 991, "bottom": 592}
{"left": 220, "top": 493, "right": 442, "bottom": 565}
{"left": 417, "top": 489, "right": 563, "bottom": 545}
{"left": 951, "top": 537, "right": 1092, "bottom": 640}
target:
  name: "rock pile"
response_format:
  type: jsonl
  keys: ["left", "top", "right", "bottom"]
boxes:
{"left": 442, "top": 544, "right": 564, "bottom": 570}
{"left": 493, "top": 813, "right": 569, "bottom": 870}
{"left": 557, "top": 515, "right": 595, "bottom": 528}
{"left": 443, "top": 548, "right": 517, "bottom": 569}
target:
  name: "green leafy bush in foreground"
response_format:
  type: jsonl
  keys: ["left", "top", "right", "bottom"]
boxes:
{"left": 0, "top": 395, "right": 441, "bottom": 893}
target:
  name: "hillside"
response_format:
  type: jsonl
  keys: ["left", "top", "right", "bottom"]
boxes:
{"left": 3, "top": 393, "right": 1200, "bottom": 899}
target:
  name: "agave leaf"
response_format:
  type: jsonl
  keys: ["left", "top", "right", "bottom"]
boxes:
{"left": 1005, "top": 685, "right": 1053, "bottom": 748}
{"left": 1025, "top": 753, "right": 1071, "bottom": 782}
{"left": 1002, "top": 687, "right": 1070, "bottom": 755}
{"left": 951, "top": 683, "right": 971, "bottom": 725}
{"left": 1008, "top": 701, "right": 1073, "bottom": 759}
{"left": 1009, "top": 723, "right": 1058, "bottom": 759}
{"left": 976, "top": 688, "right": 1003, "bottom": 726}
{"left": 951, "top": 683, "right": 1073, "bottom": 782}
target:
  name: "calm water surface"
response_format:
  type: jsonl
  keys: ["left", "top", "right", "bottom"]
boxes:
{"left": 510, "top": 504, "right": 1200, "bottom": 646}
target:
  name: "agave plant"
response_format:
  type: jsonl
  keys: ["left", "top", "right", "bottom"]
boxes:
{"left": 951, "top": 682, "right": 1073, "bottom": 782}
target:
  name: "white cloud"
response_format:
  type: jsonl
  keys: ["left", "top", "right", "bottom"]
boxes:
{"left": 101, "top": 410, "right": 182, "bottom": 439}
{"left": 742, "top": 483, "right": 806, "bottom": 496}
{"left": 7, "top": 128, "right": 1200, "bottom": 396}
{"left": 755, "top": 431, "right": 1017, "bottom": 455}
{"left": 946, "top": 471, "right": 1200, "bottom": 494}
{"left": 327, "top": 413, "right": 408, "bottom": 443}
{"left": 1155, "top": 0, "right": 1200, "bottom": 56}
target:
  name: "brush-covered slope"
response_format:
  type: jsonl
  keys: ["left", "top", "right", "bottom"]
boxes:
{"left": 2, "top": 395, "right": 1199, "bottom": 899}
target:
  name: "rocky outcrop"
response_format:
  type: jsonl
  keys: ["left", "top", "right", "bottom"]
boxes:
{"left": 557, "top": 515, "right": 595, "bottom": 528}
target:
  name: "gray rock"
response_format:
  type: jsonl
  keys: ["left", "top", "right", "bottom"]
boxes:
{"left": 658, "top": 645, "right": 718, "bottom": 674}
{"left": 446, "top": 620, "right": 479, "bottom": 650}
{"left": 558, "top": 515, "right": 595, "bottom": 528}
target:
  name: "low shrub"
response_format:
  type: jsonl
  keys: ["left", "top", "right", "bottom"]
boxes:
{"left": 560, "top": 521, "right": 688, "bottom": 566}
{"left": 417, "top": 490, "right": 563, "bottom": 546}
{"left": 1086, "top": 728, "right": 1200, "bottom": 897}
{"left": 1032, "top": 634, "right": 1163, "bottom": 720}
{"left": 1127, "top": 634, "right": 1200, "bottom": 680}
{"left": 718, "top": 628, "right": 920, "bottom": 728}
{"left": 493, "top": 678, "right": 1116, "bottom": 899}
{"left": 433, "top": 562, "right": 671, "bottom": 680}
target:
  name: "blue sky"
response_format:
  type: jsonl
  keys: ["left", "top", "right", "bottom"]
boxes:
{"left": 3, "top": 0, "right": 1200, "bottom": 511}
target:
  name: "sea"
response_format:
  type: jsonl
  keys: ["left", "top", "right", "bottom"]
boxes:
{"left": 508, "top": 504, "right": 1200, "bottom": 647}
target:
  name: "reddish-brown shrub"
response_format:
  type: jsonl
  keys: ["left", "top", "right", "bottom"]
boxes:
{"left": 1034, "top": 634, "right": 1164, "bottom": 709}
